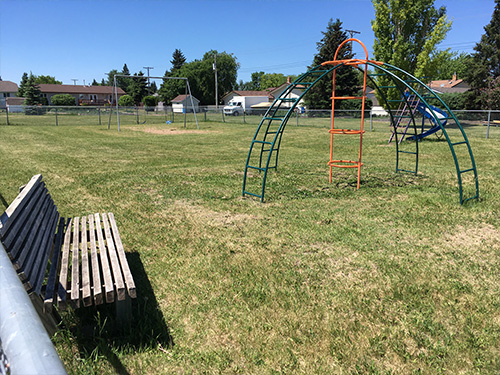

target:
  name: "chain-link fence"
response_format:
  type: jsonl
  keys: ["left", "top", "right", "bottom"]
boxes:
{"left": 1, "top": 105, "right": 499, "bottom": 139}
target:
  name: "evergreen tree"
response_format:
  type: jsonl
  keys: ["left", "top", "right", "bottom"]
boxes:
{"left": 304, "top": 19, "right": 357, "bottom": 109}
{"left": 18, "top": 72, "right": 29, "bottom": 97}
{"left": 101, "top": 78, "right": 106, "bottom": 86}
{"left": 92, "top": 79, "right": 99, "bottom": 86}
{"left": 465, "top": 0, "right": 500, "bottom": 109}
{"left": 24, "top": 73, "right": 42, "bottom": 106}
{"left": 171, "top": 49, "right": 186, "bottom": 72}
{"left": 117, "top": 64, "right": 133, "bottom": 93}
{"left": 128, "top": 72, "right": 148, "bottom": 105}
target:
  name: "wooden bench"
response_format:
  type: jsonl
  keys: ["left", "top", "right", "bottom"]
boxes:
{"left": 0, "top": 174, "right": 136, "bottom": 331}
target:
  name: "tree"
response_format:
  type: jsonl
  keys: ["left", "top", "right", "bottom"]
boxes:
{"left": 171, "top": 49, "right": 186, "bottom": 72}
{"left": 128, "top": 72, "right": 148, "bottom": 105}
{"left": 143, "top": 95, "right": 159, "bottom": 111}
{"left": 304, "top": 18, "right": 358, "bottom": 109}
{"left": 117, "top": 64, "right": 133, "bottom": 93}
{"left": 91, "top": 79, "right": 99, "bottom": 86}
{"left": 51, "top": 94, "right": 76, "bottom": 106}
{"left": 159, "top": 50, "right": 238, "bottom": 105}
{"left": 35, "top": 75, "right": 62, "bottom": 84}
{"left": 434, "top": 52, "right": 472, "bottom": 80}
{"left": 17, "top": 72, "right": 29, "bottom": 97}
{"left": 24, "top": 73, "right": 44, "bottom": 114}
{"left": 464, "top": 0, "right": 500, "bottom": 109}
{"left": 371, "top": 0, "right": 452, "bottom": 104}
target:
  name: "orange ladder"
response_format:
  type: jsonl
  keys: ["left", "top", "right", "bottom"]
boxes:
{"left": 322, "top": 38, "right": 371, "bottom": 189}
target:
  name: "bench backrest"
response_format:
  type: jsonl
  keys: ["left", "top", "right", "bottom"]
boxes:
{"left": 0, "top": 174, "right": 59, "bottom": 295}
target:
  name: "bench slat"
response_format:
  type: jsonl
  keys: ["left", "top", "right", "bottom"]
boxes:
{"left": 15, "top": 195, "right": 53, "bottom": 275}
{"left": 94, "top": 213, "right": 114, "bottom": 303}
{"left": 88, "top": 214, "right": 103, "bottom": 305}
{"left": 2, "top": 182, "right": 45, "bottom": 252}
{"left": 44, "top": 217, "right": 66, "bottom": 311}
{"left": 0, "top": 174, "right": 43, "bottom": 236}
{"left": 108, "top": 213, "right": 136, "bottom": 298}
{"left": 31, "top": 207, "right": 59, "bottom": 294}
{"left": 81, "top": 216, "right": 92, "bottom": 307}
{"left": 102, "top": 213, "right": 125, "bottom": 301}
{"left": 70, "top": 217, "right": 80, "bottom": 309}
{"left": 58, "top": 217, "right": 73, "bottom": 309}
{"left": 7, "top": 187, "right": 48, "bottom": 263}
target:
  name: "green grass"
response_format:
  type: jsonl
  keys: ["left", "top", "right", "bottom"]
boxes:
{"left": 0, "top": 117, "right": 499, "bottom": 374}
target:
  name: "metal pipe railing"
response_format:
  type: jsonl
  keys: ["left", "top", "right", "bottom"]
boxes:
{"left": 0, "top": 242, "right": 67, "bottom": 375}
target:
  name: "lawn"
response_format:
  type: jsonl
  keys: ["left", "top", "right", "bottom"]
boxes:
{"left": 0, "top": 116, "right": 499, "bottom": 374}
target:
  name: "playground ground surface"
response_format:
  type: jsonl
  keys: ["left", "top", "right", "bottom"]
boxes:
{"left": 0, "top": 118, "right": 499, "bottom": 374}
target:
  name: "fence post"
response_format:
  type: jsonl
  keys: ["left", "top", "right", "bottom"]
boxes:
{"left": 296, "top": 109, "right": 299, "bottom": 127}
{"left": 243, "top": 110, "right": 246, "bottom": 124}
{"left": 98, "top": 107, "right": 101, "bottom": 125}
{"left": 222, "top": 109, "right": 225, "bottom": 123}
{"left": 486, "top": 110, "right": 491, "bottom": 139}
{"left": 136, "top": 106, "right": 139, "bottom": 124}
{"left": 370, "top": 110, "right": 373, "bottom": 132}
{"left": 6, "top": 107, "right": 9, "bottom": 125}
{"left": 55, "top": 107, "right": 58, "bottom": 126}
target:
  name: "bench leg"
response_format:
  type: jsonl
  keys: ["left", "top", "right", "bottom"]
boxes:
{"left": 115, "top": 294, "right": 132, "bottom": 328}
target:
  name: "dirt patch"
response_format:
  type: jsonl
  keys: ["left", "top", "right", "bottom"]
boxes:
{"left": 442, "top": 224, "right": 500, "bottom": 250}
{"left": 129, "top": 126, "right": 217, "bottom": 135}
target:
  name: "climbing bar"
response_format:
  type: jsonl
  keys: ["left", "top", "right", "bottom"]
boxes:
{"left": 329, "top": 129, "right": 365, "bottom": 135}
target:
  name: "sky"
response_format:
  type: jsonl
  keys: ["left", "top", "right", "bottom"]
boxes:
{"left": 0, "top": 0, "right": 496, "bottom": 87}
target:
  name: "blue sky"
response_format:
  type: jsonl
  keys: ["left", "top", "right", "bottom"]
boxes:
{"left": 0, "top": 0, "right": 496, "bottom": 86}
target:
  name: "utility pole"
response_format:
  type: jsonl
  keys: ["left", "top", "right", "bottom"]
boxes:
{"left": 143, "top": 66, "right": 154, "bottom": 94}
{"left": 71, "top": 79, "right": 78, "bottom": 85}
{"left": 213, "top": 53, "right": 218, "bottom": 109}
{"left": 345, "top": 29, "right": 361, "bottom": 56}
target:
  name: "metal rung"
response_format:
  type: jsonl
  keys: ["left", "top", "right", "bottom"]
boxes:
{"left": 459, "top": 168, "right": 474, "bottom": 174}
{"left": 331, "top": 96, "right": 365, "bottom": 100}
{"left": 452, "top": 141, "right": 467, "bottom": 146}
{"left": 398, "top": 150, "right": 417, "bottom": 155}
{"left": 278, "top": 98, "right": 297, "bottom": 102}
{"left": 368, "top": 73, "right": 387, "bottom": 77}
{"left": 247, "top": 165, "right": 265, "bottom": 171}
{"left": 253, "top": 140, "right": 272, "bottom": 145}
{"left": 263, "top": 117, "right": 284, "bottom": 121}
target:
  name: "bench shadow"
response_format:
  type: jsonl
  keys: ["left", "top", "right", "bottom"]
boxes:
{"left": 0, "top": 192, "right": 9, "bottom": 209}
{"left": 66, "top": 252, "right": 173, "bottom": 375}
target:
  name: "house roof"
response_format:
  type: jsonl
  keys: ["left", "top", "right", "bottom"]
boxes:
{"left": 429, "top": 78, "right": 467, "bottom": 90}
{"left": 222, "top": 90, "right": 273, "bottom": 100}
{"left": 38, "top": 84, "right": 125, "bottom": 95}
{"left": 171, "top": 94, "right": 200, "bottom": 103}
{"left": 0, "top": 80, "right": 18, "bottom": 93}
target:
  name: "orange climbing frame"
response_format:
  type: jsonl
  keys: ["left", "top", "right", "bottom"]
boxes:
{"left": 322, "top": 39, "right": 382, "bottom": 189}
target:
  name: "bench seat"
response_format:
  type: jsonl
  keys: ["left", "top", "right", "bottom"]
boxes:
{"left": 0, "top": 174, "right": 136, "bottom": 320}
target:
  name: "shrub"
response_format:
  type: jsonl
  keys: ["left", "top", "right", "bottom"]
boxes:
{"left": 51, "top": 94, "right": 76, "bottom": 106}
{"left": 143, "top": 95, "right": 159, "bottom": 111}
{"left": 119, "top": 95, "right": 135, "bottom": 107}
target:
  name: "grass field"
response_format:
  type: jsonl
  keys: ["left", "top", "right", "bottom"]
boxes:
{"left": 0, "top": 116, "right": 499, "bottom": 374}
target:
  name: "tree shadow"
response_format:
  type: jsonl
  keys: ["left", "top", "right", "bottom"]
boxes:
{"left": 64, "top": 252, "right": 173, "bottom": 374}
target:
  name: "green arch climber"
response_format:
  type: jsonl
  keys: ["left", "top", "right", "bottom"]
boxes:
{"left": 242, "top": 46, "right": 479, "bottom": 205}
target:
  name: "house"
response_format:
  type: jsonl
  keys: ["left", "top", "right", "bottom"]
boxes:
{"left": 267, "top": 77, "right": 306, "bottom": 108}
{"left": 171, "top": 94, "right": 200, "bottom": 113}
{"left": 38, "top": 84, "right": 126, "bottom": 106}
{"left": 6, "top": 97, "right": 24, "bottom": 113}
{"left": 0, "top": 80, "right": 18, "bottom": 107}
{"left": 429, "top": 74, "right": 470, "bottom": 94}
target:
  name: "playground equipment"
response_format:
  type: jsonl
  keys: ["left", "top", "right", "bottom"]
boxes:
{"left": 389, "top": 92, "right": 448, "bottom": 143}
{"left": 242, "top": 38, "right": 479, "bottom": 204}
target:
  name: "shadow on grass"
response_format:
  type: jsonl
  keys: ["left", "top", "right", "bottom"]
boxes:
{"left": 62, "top": 252, "right": 173, "bottom": 374}
{"left": 0, "top": 193, "right": 9, "bottom": 209}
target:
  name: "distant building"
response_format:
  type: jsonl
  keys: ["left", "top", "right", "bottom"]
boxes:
{"left": 38, "top": 84, "right": 126, "bottom": 106}
{"left": 171, "top": 94, "right": 200, "bottom": 113}
{"left": 0, "top": 80, "right": 18, "bottom": 107}
{"left": 429, "top": 74, "right": 470, "bottom": 94}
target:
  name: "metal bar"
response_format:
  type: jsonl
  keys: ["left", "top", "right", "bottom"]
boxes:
{"left": 0, "top": 242, "right": 67, "bottom": 375}
{"left": 486, "top": 110, "right": 491, "bottom": 139}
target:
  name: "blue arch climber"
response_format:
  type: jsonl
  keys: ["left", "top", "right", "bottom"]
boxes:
{"left": 242, "top": 52, "right": 479, "bottom": 205}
